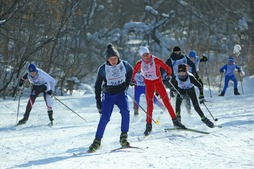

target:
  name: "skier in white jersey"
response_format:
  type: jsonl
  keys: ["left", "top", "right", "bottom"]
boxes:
{"left": 17, "top": 63, "right": 56, "bottom": 125}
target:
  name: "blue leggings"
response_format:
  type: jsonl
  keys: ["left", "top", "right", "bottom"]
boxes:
{"left": 95, "top": 91, "right": 130, "bottom": 139}
{"left": 222, "top": 75, "right": 238, "bottom": 93}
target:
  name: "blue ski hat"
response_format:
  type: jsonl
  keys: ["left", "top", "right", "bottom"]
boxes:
{"left": 228, "top": 57, "right": 234, "bottom": 63}
{"left": 28, "top": 63, "right": 37, "bottom": 72}
{"left": 189, "top": 50, "right": 196, "bottom": 58}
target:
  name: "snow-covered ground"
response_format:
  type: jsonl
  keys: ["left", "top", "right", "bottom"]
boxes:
{"left": 1, "top": 76, "right": 254, "bottom": 169}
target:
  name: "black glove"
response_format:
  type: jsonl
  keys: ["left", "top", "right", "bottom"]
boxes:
{"left": 169, "top": 87, "right": 176, "bottom": 97}
{"left": 19, "top": 80, "right": 24, "bottom": 87}
{"left": 46, "top": 90, "right": 53, "bottom": 96}
{"left": 96, "top": 101, "right": 102, "bottom": 114}
{"left": 199, "top": 95, "right": 205, "bottom": 104}
{"left": 130, "top": 79, "right": 136, "bottom": 86}
{"left": 170, "top": 90, "right": 175, "bottom": 97}
{"left": 165, "top": 75, "right": 171, "bottom": 81}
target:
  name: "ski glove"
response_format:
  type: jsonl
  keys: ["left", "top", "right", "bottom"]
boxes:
{"left": 199, "top": 95, "right": 205, "bottom": 104}
{"left": 46, "top": 90, "right": 53, "bottom": 96}
{"left": 19, "top": 80, "right": 24, "bottom": 87}
{"left": 130, "top": 79, "right": 136, "bottom": 86}
{"left": 170, "top": 90, "right": 175, "bottom": 98}
{"left": 165, "top": 75, "right": 171, "bottom": 81}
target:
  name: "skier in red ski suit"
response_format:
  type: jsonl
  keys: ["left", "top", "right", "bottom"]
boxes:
{"left": 132, "top": 47, "right": 186, "bottom": 136}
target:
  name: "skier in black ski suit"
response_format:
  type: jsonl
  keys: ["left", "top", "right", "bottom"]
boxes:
{"left": 173, "top": 64, "right": 214, "bottom": 128}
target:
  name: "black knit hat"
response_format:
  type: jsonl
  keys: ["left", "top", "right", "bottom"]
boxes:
{"left": 173, "top": 46, "right": 181, "bottom": 52}
{"left": 178, "top": 64, "right": 187, "bottom": 72}
{"left": 106, "top": 43, "right": 119, "bottom": 59}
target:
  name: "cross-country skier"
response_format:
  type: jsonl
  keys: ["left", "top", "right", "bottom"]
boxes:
{"left": 17, "top": 63, "right": 55, "bottom": 126}
{"left": 132, "top": 47, "right": 186, "bottom": 136}
{"left": 174, "top": 64, "right": 214, "bottom": 128}
{"left": 88, "top": 44, "right": 133, "bottom": 153}
{"left": 218, "top": 57, "right": 241, "bottom": 96}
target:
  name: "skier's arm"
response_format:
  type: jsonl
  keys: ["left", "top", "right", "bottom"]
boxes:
{"left": 124, "top": 61, "right": 134, "bottom": 88}
{"left": 131, "top": 61, "right": 141, "bottom": 84}
{"left": 19, "top": 73, "right": 28, "bottom": 87}
{"left": 165, "top": 58, "right": 173, "bottom": 74}
{"left": 190, "top": 75, "right": 203, "bottom": 96}
{"left": 94, "top": 66, "right": 105, "bottom": 112}
{"left": 235, "top": 65, "right": 241, "bottom": 73}
{"left": 156, "top": 58, "right": 172, "bottom": 76}
{"left": 186, "top": 56, "right": 197, "bottom": 74}
{"left": 200, "top": 54, "right": 208, "bottom": 62}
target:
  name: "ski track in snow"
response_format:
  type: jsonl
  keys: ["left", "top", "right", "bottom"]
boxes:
{"left": 1, "top": 76, "right": 254, "bottom": 169}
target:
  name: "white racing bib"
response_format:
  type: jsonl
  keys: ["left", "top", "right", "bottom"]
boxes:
{"left": 105, "top": 61, "right": 126, "bottom": 86}
{"left": 175, "top": 73, "right": 194, "bottom": 89}
{"left": 141, "top": 57, "right": 158, "bottom": 80}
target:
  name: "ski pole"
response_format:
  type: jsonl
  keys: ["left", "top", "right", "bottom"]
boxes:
{"left": 168, "top": 80, "right": 184, "bottom": 99}
{"left": 238, "top": 73, "right": 244, "bottom": 94}
{"left": 127, "top": 93, "right": 159, "bottom": 124}
{"left": 205, "top": 62, "right": 212, "bottom": 97}
{"left": 202, "top": 102, "right": 218, "bottom": 121}
{"left": 16, "top": 90, "right": 23, "bottom": 123}
{"left": 218, "top": 73, "right": 223, "bottom": 93}
{"left": 54, "top": 96, "right": 87, "bottom": 122}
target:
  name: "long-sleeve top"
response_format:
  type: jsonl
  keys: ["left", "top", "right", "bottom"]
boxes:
{"left": 94, "top": 60, "right": 133, "bottom": 103}
{"left": 20, "top": 68, "right": 55, "bottom": 92}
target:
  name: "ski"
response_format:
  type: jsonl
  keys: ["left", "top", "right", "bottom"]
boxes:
{"left": 73, "top": 146, "right": 147, "bottom": 156}
{"left": 138, "top": 135, "right": 147, "bottom": 141}
{"left": 111, "top": 145, "right": 147, "bottom": 152}
{"left": 73, "top": 149, "right": 97, "bottom": 156}
{"left": 164, "top": 127, "right": 210, "bottom": 134}
{"left": 137, "top": 134, "right": 151, "bottom": 141}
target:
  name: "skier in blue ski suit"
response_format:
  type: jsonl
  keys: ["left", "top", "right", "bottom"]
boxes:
{"left": 218, "top": 57, "right": 241, "bottom": 96}
{"left": 88, "top": 44, "right": 133, "bottom": 152}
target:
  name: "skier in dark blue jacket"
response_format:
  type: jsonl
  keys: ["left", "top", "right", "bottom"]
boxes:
{"left": 88, "top": 43, "right": 133, "bottom": 153}
{"left": 218, "top": 57, "right": 241, "bottom": 96}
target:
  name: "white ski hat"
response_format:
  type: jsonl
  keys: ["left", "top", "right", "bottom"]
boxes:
{"left": 139, "top": 47, "right": 150, "bottom": 56}
{"left": 233, "top": 44, "right": 241, "bottom": 55}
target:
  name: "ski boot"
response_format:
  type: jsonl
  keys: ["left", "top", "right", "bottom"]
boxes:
{"left": 88, "top": 138, "right": 101, "bottom": 153}
{"left": 48, "top": 110, "right": 54, "bottom": 126}
{"left": 17, "top": 116, "right": 28, "bottom": 125}
{"left": 120, "top": 132, "right": 130, "bottom": 147}
{"left": 201, "top": 117, "right": 214, "bottom": 128}
{"left": 134, "top": 109, "right": 139, "bottom": 116}
{"left": 218, "top": 91, "right": 225, "bottom": 96}
{"left": 234, "top": 88, "right": 240, "bottom": 95}
{"left": 144, "top": 123, "right": 152, "bottom": 136}
{"left": 172, "top": 118, "right": 186, "bottom": 129}
{"left": 176, "top": 112, "right": 181, "bottom": 123}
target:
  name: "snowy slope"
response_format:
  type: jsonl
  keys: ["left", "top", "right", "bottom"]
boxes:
{"left": 1, "top": 76, "right": 254, "bottom": 169}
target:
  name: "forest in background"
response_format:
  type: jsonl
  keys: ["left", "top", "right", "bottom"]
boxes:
{"left": 0, "top": 0, "right": 254, "bottom": 98}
